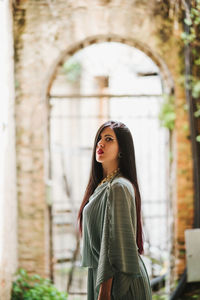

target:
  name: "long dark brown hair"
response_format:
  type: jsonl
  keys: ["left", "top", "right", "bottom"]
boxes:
{"left": 77, "top": 120, "right": 144, "bottom": 254}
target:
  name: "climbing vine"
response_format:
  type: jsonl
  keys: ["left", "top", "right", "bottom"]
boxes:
{"left": 159, "top": 95, "right": 176, "bottom": 131}
{"left": 181, "top": 0, "right": 200, "bottom": 142}
{"left": 158, "top": 1, "right": 200, "bottom": 142}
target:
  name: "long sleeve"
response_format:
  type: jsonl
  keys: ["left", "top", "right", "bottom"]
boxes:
{"left": 96, "top": 180, "right": 142, "bottom": 298}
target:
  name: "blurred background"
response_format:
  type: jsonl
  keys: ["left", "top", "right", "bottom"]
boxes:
{"left": 0, "top": 1, "right": 200, "bottom": 299}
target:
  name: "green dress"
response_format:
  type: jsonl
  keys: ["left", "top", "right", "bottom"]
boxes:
{"left": 81, "top": 174, "right": 152, "bottom": 300}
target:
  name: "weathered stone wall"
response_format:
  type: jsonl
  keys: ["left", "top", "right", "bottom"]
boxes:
{"left": 13, "top": 0, "right": 194, "bottom": 280}
{"left": 0, "top": 1, "right": 18, "bottom": 299}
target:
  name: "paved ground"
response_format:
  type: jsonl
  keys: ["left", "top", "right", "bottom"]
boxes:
{"left": 68, "top": 295, "right": 87, "bottom": 300}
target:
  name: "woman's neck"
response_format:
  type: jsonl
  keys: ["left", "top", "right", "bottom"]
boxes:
{"left": 102, "top": 162, "right": 119, "bottom": 178}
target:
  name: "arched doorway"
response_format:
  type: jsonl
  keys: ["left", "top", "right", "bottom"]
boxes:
{"left": 46, "top": 38, "right": 174, "bottom": 299}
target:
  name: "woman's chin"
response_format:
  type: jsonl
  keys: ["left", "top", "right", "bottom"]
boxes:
{"left": 96, "top": 156, "right": 104, "bottom": 163}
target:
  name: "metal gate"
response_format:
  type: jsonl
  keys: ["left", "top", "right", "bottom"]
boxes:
{"left": 48, "top": 92, "right": 170, "bottom": 299}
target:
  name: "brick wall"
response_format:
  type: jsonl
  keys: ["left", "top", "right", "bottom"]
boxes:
{"left": 174, "top": 84, "right": 194, "bottom": 277}
{"left": 13, "top": 0, "right": 194, "bottom": 281}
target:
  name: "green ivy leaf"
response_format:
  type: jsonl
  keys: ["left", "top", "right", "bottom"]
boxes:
{"left": 196, "top": 135, "right": 200, "bottom": 142}
{"left": 192, "top": 81, "right": 200, "bottom": 98}
{"left": 184, "top": 18, "right": 192, "bottom": 26}
{"left": 194, "top": 110, "right": 200, "bottom": 118}
{"left": 191, "top": 8, "right": 200, "bottom": 17}
{"left": 194, "top": 58, "right": 200, "bottom": 65}
{"left": 194, "top": 17, "right": 200, "bottom": 25}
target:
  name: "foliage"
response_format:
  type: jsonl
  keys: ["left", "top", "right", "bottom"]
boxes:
{"left": 152, "top": 286, "right": 168, "bottom": 300}
{"left": 11, "top": 268, "right": 68, "bottom": 300}
{"left": 152, "top": 295, "right": 168, "bottom": 300}
{"left": 194, "top": 103, "right": 200, "bottom": 141}
{"left": 158, "top": 95, "right": 176, "bottom": 130}
{"left": 62, "top": 58, "right": 82, "bottom": 83}
{"left": 181, "top": 0, "right": 200, "bottom": 142}
{"left": 179, "top": 288, "right": 200, "bottom": 299}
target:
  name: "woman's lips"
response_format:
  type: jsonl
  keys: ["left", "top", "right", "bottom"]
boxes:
{"left": 97, "top": 149, "right": 104, "bottom": 154}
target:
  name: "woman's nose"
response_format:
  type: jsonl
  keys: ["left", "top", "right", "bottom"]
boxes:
{"left": 98, "top": 140, "right": 104, "bottom": 148}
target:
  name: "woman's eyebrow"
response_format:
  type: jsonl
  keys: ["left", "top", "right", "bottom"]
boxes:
{"left": 99, "top": 133, "right": 114, "bottom": 138}
{"left": 104, "top": 134, "right": 114, "bottom": 137}
{"left": 101, "top": 134, "right": 115, "bottom": 139}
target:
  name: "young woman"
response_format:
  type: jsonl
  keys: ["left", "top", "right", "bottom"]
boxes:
{"left": 78, "top": 121, "right": 152, "bottom": 300}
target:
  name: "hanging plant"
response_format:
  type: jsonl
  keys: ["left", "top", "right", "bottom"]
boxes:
{"left": 158, "top": 95, "right": 176, "bottom": 131}
{"left": 62, "top": 58, "right": 82, "bottom": 83}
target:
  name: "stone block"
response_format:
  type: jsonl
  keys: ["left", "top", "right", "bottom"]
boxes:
{"left": 185, "top": 229, "right": 200, "bottom": 282}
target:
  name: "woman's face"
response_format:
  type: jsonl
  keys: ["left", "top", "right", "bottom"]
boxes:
{"left": 96, "top": 127, "right": 119, "bottom": 165}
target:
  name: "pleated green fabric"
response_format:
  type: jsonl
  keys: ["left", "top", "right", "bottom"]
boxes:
{"left": 81, "top": 174, "right": 152, "bottom": 300}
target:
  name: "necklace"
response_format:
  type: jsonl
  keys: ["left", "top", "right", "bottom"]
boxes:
{"left": 98, "top": 168, "right": 120, "bottom": 186}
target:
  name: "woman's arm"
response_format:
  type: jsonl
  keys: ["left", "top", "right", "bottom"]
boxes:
{"left": 97, "top": 277, "right": 113, "bottom": 300}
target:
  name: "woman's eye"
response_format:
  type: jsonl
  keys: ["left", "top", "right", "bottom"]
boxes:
{"left": 105, "top": 137, "right": 113, "bottom": 142}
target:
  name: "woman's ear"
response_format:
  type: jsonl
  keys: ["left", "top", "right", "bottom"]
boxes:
{"left": 118, "top": 152, "right": 122, "bottom": 158}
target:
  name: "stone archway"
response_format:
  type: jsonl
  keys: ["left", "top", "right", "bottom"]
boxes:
{"left": 44, "top": 35, "right": 175, "bottom": 290}
{"left": 43, "top": 34, "right": 174, "bottom": 102}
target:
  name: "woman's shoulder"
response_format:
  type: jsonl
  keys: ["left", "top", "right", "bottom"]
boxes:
{"left": 111, "top": 175, "right": 133, "bottom": 188}
{"left": 111, "top": 175, "right": 135, "bottom": 196}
